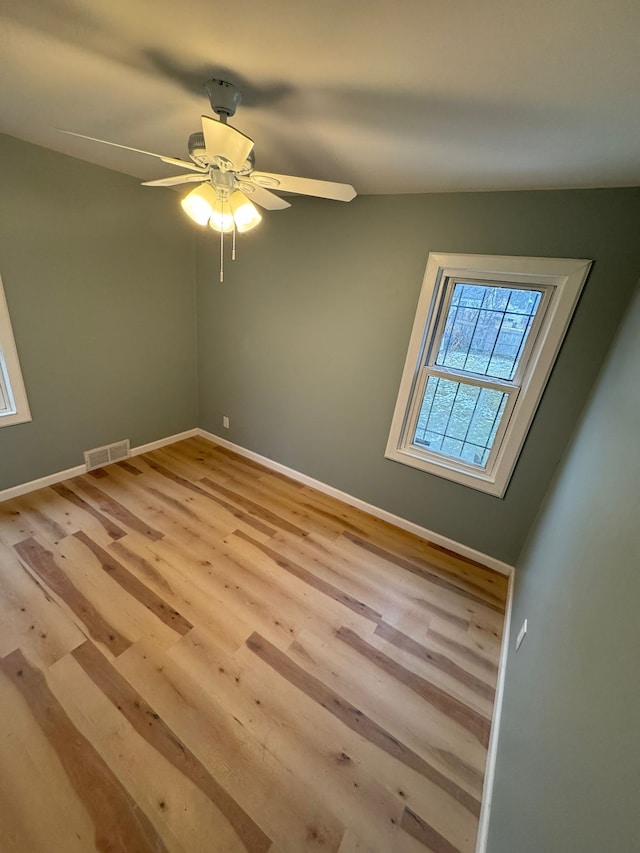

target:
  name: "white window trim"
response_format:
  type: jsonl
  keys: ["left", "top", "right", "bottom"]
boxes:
{"left": 385, "top": 253, "right": 592, "bottom": 497}
{"left": 0, "top": 274, "right": 31, "bottom": 428}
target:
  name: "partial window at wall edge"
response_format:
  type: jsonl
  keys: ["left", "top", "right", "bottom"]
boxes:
{"left": 0, "top": 274, "right": 32, "bottom": 428}
{"left": 385, "top": 252, "right": 592, "bottom": 498}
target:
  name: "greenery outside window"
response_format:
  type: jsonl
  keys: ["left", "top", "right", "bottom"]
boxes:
{"left": 385, "top": 253, "right": 591, "bottom": 497}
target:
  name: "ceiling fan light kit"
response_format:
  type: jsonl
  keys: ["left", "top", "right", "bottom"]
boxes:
{"left": 180, "top": 183, "right": 261, "bottom": 234}
{"left": 61, "top": 78, "right": 356, "bottom": 281}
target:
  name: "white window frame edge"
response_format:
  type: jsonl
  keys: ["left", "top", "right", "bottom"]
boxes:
{"left": 0, "top": 273, "right": 32, "bottom": 427}
{"left": 385, "top": 253, "right": 592, "bottom": 497}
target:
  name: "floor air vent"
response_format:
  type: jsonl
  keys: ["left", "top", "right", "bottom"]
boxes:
{"left": 84, "top": 439, "right": 131, "bottom": 471}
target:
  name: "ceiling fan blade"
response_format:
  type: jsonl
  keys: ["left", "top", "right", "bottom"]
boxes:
{"left": 238, "top": 182, "right": 291, "bottom": 210}
{"left": 142, "top": 174, "right": 207, "bottom": 187}
{"left": 201, "top": 116, "right": 254, "bottom": 171}
{"left": 58, "top": 130, "right": 208, "bottom": 172}
{"left": 250, "top": 171, "right": 356, "bottom": 202}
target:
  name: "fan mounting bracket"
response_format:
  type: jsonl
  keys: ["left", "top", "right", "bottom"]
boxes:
{"left": 203, "top": 79, "right": 242, "bottom": 120}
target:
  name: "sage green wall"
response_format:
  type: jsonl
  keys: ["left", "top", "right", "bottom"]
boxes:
{"left": 0, "top": 133, "right": 197, "bottom": 490}
{"left": 195, "top": 188, "right": 640, "bottom": 564}
{"left": 487, "top": 282, "right": 640, "bottom": 852}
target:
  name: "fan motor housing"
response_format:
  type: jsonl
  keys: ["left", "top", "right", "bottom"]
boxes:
{"left": 204, "top": 79, "right": 242, "bottom": 118}
{"left": 188, "top": 130, "right": 255, "bottom": 172}
{"left": 188, "top": 132, "right": 206, "bottom": 155}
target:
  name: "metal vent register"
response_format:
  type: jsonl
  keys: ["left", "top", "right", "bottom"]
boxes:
{"left": 84, "top": 439, "right": 131, "bottom": 471}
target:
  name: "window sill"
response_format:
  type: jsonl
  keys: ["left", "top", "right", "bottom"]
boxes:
{"left": 385, "top": 444, "right": 507, "bottom": 497}
{"left": 0, "top": 410, "right": 32, "bottom": 429}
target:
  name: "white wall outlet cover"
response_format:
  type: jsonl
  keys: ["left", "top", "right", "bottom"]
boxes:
{"left": 222, "top": 416, "right": 230, "bottom": 429}
{"left": 515, "top": 618, "right": 528, "bottom": 651}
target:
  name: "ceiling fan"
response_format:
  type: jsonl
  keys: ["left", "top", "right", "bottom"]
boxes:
{"left": 62, "top": 79, "right": 357, "bottom": 279}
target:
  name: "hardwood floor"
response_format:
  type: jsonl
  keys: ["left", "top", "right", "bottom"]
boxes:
{"left": 0, "top": 437, "right": 508, "bottom": 852}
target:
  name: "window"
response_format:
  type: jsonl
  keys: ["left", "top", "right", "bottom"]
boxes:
{"left": 386, "top": 253, "right": 591, "bottom": 496}
{"left": 0, "top": 274, "right": 31, "bottom": 428}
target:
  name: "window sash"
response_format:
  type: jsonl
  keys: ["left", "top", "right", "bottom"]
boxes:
{"left": 424, "top": 277, "right": 552, "bottom": 385}
{"left": 398, "top": 277, "right": 551, "bottom": 474}
{"left": 401, "top": 367, "right": 519, "bottom": 476}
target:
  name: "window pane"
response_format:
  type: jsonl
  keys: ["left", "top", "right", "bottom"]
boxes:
{"left": 0, "top": 364, "right": 10, "bottom": 414}
{"left": 413, "top": 375, "right": 508, "bottom": 468}
{"left": 436, "top": 283, "right": 542, "bottom": 380}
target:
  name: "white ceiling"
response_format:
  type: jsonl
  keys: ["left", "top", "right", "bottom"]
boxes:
{"left": 1, "top": 0, "right": 639, "bottom": 194}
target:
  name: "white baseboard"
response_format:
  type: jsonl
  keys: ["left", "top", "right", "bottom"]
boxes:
{"left": 1, "top": 425, "right": 515, "bottom": 583}
{"left": 197, "top": 429, "right": 515, "bottom": 578}
{"left": 0, "top": 463, "right": 87, "bottom": 502}
{"left": 0, "top": 428, "right": 199, "bottom": 502}
{"left": 130, "top": 429, "right": 199, "bottom": 458}
{"left": 475, "top": 572, "right": 513, "bottom": 853}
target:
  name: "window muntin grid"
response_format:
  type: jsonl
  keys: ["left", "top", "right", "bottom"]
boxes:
{"left": 413, "top": 376, "right": 508, "bottom": 467}
{"left": 435, "top": 283, "right": 542, "bottom": 381}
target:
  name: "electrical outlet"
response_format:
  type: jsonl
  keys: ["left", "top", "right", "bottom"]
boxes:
{"left": 515, "top": 618, "right": 528, "bottom": 651}
{"left": 222, "top": 416, "right": 230, "bottom": 429}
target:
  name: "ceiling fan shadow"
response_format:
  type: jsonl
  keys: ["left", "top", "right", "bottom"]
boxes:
{"left": 293, "top": 84, "right": 565, "bottom": 141}
{"left": 142, "top": 50, "right": 293, "bottom": 109}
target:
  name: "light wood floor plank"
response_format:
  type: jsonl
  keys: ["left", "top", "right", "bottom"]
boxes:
{"left": 169, "top": 629, "right": 434, "bottom": 853}
{"left": 0, "top": 436, "right": 507, "bottom": 852}
{"left": 0, "top": 648, "right": 168, "bottom": 852}
{"left": 116, "top": 637, "right": 347, "bottom": 852}
{"left": 0, "top": 656, "right": 100, "bottom": 853}
{"left": 0, "top": 539, "right": 85, "bottom": 666}
{"left": 46, "top": 651, "right": 217, "bottom": 853}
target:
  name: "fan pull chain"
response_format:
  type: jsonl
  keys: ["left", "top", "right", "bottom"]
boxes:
{"left": 220, "top": 225, "right": 224, "bottom": 282}
{"left": 232, "top": 226, "right": 236, "bottom": 261}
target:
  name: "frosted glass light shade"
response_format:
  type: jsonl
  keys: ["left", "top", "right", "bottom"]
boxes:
{"left": 209, "top": 199, "right": 235, "bottom": 233}
{"left": 229, "top": 191, "right": 262, "bottom": 233}
{"left": 180, "top": 183, "right": 218, "bottom": 226}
